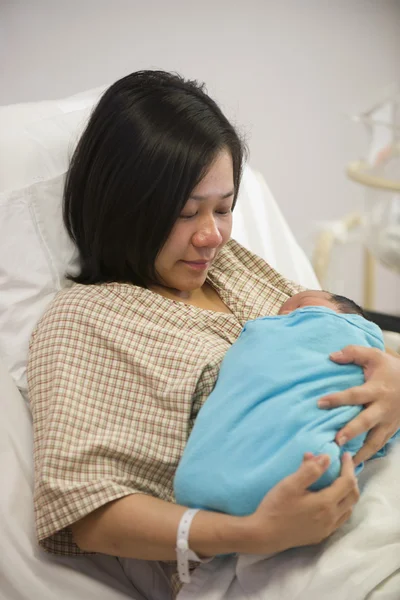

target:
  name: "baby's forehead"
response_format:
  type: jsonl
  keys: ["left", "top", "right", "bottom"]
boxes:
{"left": 292, "top": 290, "right": 332, "bottom": 303}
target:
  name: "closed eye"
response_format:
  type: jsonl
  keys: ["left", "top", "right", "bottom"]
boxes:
{"left": 179, "top": 208, "right": 232, "bottom": 219}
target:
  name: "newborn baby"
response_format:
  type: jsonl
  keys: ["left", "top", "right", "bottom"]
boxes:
{"left": 174, "top": 290, "right": 399, "bottom": 517}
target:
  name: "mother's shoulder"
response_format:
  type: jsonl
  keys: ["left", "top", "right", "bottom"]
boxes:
{"left": 41, "top": 282, "right": 146, "bottom": 325}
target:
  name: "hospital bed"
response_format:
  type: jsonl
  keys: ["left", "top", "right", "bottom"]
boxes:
{"left": 0, "top": 88, "right": 399, "bottom": 600}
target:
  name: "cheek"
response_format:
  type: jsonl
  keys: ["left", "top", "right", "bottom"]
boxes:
{"left": 157, "top": 226, "right": 189, "bottom": 268}
{"left": 220, "top": 215, "right": 233, "bottom": 241}
{"left": 170, "top": 223, "right": 192, "bottom": 253}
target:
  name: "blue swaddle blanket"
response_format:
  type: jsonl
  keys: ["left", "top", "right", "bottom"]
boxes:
{"left": 174, "top": 307, "right": 399, "bottom": 517}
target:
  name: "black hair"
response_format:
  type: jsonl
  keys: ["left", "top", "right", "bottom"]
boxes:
{"left": 329, "top": 293, "right": 366, "bottom": 317}
{"left": 63, "top": 70, "right": 247, "bottom": 287}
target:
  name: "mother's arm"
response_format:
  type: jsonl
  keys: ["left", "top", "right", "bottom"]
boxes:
{"left": 318, "top": 346, "right": 400, "bottom": 465}
{"left": 71, "top": 453, "right": 358, "bottom": 559}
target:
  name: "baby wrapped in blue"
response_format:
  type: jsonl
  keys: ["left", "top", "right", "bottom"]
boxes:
{"left": 174, "top": 291, "right": 399, "bottom": 516}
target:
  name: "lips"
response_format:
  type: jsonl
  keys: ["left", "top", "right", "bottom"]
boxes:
{"left": 182, "top": 259, "right": 211, "bottom": 271}
{"left": 183, "top": 256, "right": 215, "bottom": 264}
{"left": 185, "top": 260, "right": 210, "bottom": 264}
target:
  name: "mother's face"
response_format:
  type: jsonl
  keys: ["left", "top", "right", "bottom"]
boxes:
{"left": 154, "top": 150, "right": 234, "bottom": 294}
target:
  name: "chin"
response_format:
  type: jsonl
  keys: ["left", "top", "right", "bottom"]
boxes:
{"left": 174, "top": 271, "right": 208, "bottom": 293}
{"left": 181, "top": 277, "right": 207, "bottom": 292}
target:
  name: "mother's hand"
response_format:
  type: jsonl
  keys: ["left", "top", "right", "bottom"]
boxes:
{"left": 318, "top": 346, "right": 400, "bottom": 465}
{"left": 244, "top": 453, "right": 359, "bottom": 554}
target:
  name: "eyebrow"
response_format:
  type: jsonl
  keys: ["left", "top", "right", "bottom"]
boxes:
{"left": 189, "top": 190, "right": 235, "bottom": 201}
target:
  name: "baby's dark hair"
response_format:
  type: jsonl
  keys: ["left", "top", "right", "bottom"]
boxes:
{"left": 328, "top": 293, "right": 366, "bottom": 317}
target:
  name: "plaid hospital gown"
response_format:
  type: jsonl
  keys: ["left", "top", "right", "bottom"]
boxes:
{"left": 27, "top": 239, "right": 303, "bottom": 593}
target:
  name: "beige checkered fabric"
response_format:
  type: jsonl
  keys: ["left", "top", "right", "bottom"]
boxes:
{"left": 27, "top": 239, "right": 304, "bottom": 593}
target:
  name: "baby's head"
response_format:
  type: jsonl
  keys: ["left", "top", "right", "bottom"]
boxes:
{"left": 278, "top": 290, "right": 366, "bottom": 317}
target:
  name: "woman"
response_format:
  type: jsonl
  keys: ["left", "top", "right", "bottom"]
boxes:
{"left": 27, "top": 71, "right": 400, "bottom": 599}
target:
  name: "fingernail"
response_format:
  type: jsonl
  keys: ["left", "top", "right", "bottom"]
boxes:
{"left": 318, "top": 400, "right": 330, "bottom": 409}
{"left": 330, "top": 351, "right": 343, "bottom": 359}
{"left": 316, "top": 456, "right": 326, "bottom": 465}
{"left": 337, "top": 435, "right": 347, "bottom": 446}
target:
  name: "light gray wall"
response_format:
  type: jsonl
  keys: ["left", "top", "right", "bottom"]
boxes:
{"left": 2, "top": 0, "right": 400, "bottom": 313}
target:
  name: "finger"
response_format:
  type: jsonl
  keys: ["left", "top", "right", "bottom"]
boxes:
{"left": 338, "top": 451, "right": 357, "bottom": 483}
{"left": 329, "top": 345, "right": 383, "bottom": 367}
{"left": 338, "top": 485, "right": 360, "bottom": 512}
{"left": 352, "top": 426, "right": 391, "bottom": 466}
{"left": 321, "top": 453, "right": 356, "bottom": 503}
{"left": 290, "top": 454, "right": 331, "bottom": 489}
{"left": 333, "top": 509, "right": 353, "bottom": 532}
{"left": 335, "top": 405, "right": 382, "bottom": 446}
{"left": 318, "top": 384, "right": 374, "bottom": 409}
{"left": 303, "top": 452, "right": 314, "bottom": 461}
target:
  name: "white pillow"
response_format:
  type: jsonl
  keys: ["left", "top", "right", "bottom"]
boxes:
{"left": 0, "top": 87, "right": 319, "bottom": 397}
{"left": 0, "top": 87, "right": 105, "bottom": 193}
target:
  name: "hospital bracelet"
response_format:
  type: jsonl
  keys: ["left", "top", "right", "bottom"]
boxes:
{"left": 176, "top": 508, "right": 212, "bottom": 584}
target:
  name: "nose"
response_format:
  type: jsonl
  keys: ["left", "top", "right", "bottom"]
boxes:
{"left": 192, "top": 214, "right": 223, "bottom": 248}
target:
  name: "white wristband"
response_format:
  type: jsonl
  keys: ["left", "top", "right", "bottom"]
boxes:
{"left": 176, "top": 508, "right": 209, "bottom": 584}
